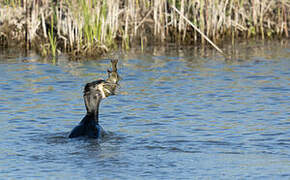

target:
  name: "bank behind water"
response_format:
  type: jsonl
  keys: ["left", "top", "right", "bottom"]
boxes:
{"left": 0, "top": 0, "right": 289, "bottom": 58}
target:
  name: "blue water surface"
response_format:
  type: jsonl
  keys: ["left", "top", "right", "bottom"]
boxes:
{"left": 0, "top": 40, "right": 289, "bottom": 179}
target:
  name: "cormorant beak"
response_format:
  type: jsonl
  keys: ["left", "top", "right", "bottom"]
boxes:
{"left": 96, "top": 82, "right": 108, "bottom": 99}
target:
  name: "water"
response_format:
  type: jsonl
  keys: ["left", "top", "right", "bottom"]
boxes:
{"left": 0, "top": 40, "right": 289, "bottom": 179}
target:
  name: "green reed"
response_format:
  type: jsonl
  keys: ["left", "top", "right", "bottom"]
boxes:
{"left": 48, "top": 14, "right": 57, "bottom": 58}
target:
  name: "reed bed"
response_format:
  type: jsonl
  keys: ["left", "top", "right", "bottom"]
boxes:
{"left": 0, "top": 0, "right": 289, "bottom": 58}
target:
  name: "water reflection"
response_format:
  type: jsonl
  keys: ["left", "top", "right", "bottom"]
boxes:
{"left": 0, "top": 40, "right": 289, "bottom": 179}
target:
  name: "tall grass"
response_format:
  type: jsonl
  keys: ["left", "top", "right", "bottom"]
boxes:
{"left": 0, "top": 0, "right": 289, "bottom": 57}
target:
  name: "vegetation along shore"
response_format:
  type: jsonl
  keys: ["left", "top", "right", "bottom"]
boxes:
{"left": 0, "top": 0, "right": 289, "bottom": 58}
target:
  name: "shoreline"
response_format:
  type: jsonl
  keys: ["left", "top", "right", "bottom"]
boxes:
{"left": 0, "top": 0, "right": 289, "bottom": 58}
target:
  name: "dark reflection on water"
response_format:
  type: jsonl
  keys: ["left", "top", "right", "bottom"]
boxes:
{"left": 0, "top": 40, "right": 289, "bottom": 179}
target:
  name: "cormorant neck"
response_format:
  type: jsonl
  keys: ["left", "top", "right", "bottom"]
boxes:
{"left": 84, "top": 91, "right": 102, "bottom": 125}
{"left": 86, "top": 103, "right": 100, "bottom": 124}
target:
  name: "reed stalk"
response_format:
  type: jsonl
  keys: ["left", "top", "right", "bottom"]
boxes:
{"left": 171, "top": 6, "right": 226, "bottom": 57}
{"left": 48, "top": 14, "right": 57, "bottom": 58}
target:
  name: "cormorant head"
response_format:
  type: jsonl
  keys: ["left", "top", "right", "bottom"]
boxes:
{"left": 83, "top": 79, "right": 118, "bottom": 113}
{"left": 83, "top": 80, "right": 106, "bottom": 114}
